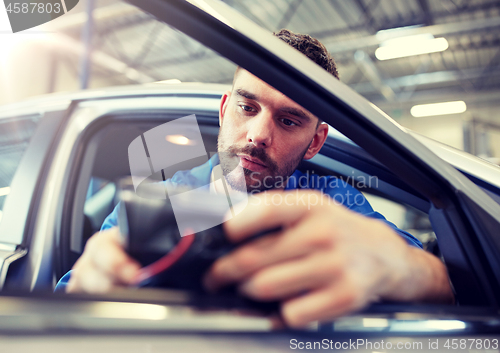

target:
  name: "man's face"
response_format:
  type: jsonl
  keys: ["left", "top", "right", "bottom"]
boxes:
{"left": 217, "top": 69, "right": 328, "bottom": 193}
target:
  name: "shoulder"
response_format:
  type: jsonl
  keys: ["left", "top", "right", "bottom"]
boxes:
{"left": 286, "top": 170, "right": 351, "bottom": 191}
{"left": 286, "top": 170, "right": 371, "bottom": 210}
{"left": 170, "top": 154, "right": 218, "bottom": 189}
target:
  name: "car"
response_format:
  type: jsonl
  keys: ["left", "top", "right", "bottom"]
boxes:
{"left": 0, "top": 0, "right": 499, "bottom": 348}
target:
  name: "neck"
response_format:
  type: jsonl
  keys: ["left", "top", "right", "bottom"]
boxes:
{"left": 211, "top": 164, "right": 246, "bottom": 196}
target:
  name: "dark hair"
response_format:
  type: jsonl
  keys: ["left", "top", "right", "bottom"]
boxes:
{"left": 273, "top": 29, "right": 339, "bottom": 79}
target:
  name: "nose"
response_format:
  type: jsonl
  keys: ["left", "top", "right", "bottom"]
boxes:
{"left": 246, "top": 111, "right": 273, "bottom": 147}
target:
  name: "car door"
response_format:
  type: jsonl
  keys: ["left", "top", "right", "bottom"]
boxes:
{"left": 0, "top": 99, "right": 70, "bottom": 290}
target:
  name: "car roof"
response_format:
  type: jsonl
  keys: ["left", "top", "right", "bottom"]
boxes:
{"left": 0, "top": 82, "right": 228, "bottom": 119}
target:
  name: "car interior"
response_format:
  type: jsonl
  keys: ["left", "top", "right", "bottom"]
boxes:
{"left": 55, "top": 108, "right": 441, "bottom": 284}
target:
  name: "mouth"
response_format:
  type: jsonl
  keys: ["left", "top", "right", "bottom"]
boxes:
{"left": 238, "top": 154, "right": 268, "bottom": 172}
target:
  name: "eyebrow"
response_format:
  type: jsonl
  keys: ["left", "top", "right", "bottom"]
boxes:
{"left": 235, "top": 88, "right": 312, "bottom": 123}
{"left": 235, "top": 89, "right": 257, "bottom": 101}
{"left": 279, "top": 107, "right": 312, "bottom": 123}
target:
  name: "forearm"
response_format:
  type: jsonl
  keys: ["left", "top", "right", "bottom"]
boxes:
{"left": 388, "top": 246, "right": 455, "bottom": 304}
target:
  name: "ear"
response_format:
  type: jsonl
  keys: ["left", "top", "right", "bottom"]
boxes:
{"left": 303, "top": 123, "right": 329, "bottom": 160}
{"left": 219, "top": 90, "right": 232, "bottom": 126}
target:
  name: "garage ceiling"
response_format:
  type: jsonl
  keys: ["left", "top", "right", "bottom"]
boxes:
{"left": 44, "top": 0, "right": 500, "bottom": 122}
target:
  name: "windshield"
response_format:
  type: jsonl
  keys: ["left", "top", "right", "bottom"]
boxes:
{"left": 0, "top": 114, "right": 40, "bottom": 224}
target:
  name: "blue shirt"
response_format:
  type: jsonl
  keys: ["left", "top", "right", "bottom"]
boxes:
{"left": 55, "top": 154, "right": 421, "bottom": 292}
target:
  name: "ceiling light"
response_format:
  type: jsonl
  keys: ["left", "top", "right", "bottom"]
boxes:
{"left": 411, "top": 101, "right": 466, "bottom": 117}
{"left": 0, "top": 187, "right": 11, "bottom": 197}
{"left": 165, "top": 134, "right": 196, "bottom": 146}
{"left": 375, "top": 34, "right": 448, "bottom": 61}
{"left": 155, "top": 79, "right": 182, "bottom": 84}
{"left": 186, "top": 0, "right": 233, "bottom": 28}
{"left": 0, "top": 33, "right": 49, "bottom": 65}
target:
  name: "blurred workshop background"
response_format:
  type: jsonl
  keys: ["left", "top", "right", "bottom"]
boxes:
{"left": 1, "top": 0, "right": 499, "bottom": 163}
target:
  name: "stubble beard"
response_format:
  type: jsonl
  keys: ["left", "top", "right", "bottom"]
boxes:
{"left": 217, "top": 131, "right": 310, "bottom": 193}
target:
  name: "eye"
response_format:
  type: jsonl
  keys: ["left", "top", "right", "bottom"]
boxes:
{"left": 240, "top": 105, "right": 256, "bottom": 113}
{"left": 281, "top": 118, "right": 298, "bottom": 127}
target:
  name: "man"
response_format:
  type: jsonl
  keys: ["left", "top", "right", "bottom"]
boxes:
{"left": 58, "top": 30, "right": 454, "bottom": 327}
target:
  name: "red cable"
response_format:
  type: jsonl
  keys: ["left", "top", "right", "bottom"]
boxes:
{"left": 134, "top": 230, "right": 195, "bottom": 285}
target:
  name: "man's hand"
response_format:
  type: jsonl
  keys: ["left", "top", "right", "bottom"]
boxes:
{"left": 204, "top": 190, "right": 454, "bottom": 328}
{"left": 66, "top": 227, "right": 141, "bottom": 293}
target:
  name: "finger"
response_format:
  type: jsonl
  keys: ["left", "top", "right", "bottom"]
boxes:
{"left": 204, "top": 214, "right": 338, "bottom": 291}
{"left": 225, "top": 190, "right": 332, "bottom": 242}
{"left": 238, "top": 252, "right": 343, "bottom": 301}
{"left": 281, "top": 283, "right": 369, "bottom": 328}
{"left": 86, "top": 228, "right": 141, "bottom": 285}
{"left": 66, "top": 268, "right": 82, "bottom": 293}
{"left": 204, "top": 232, "right": 282, "bottom": 291}
{"left": 68, "top": 260, "right": 120, "bottom": 294}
